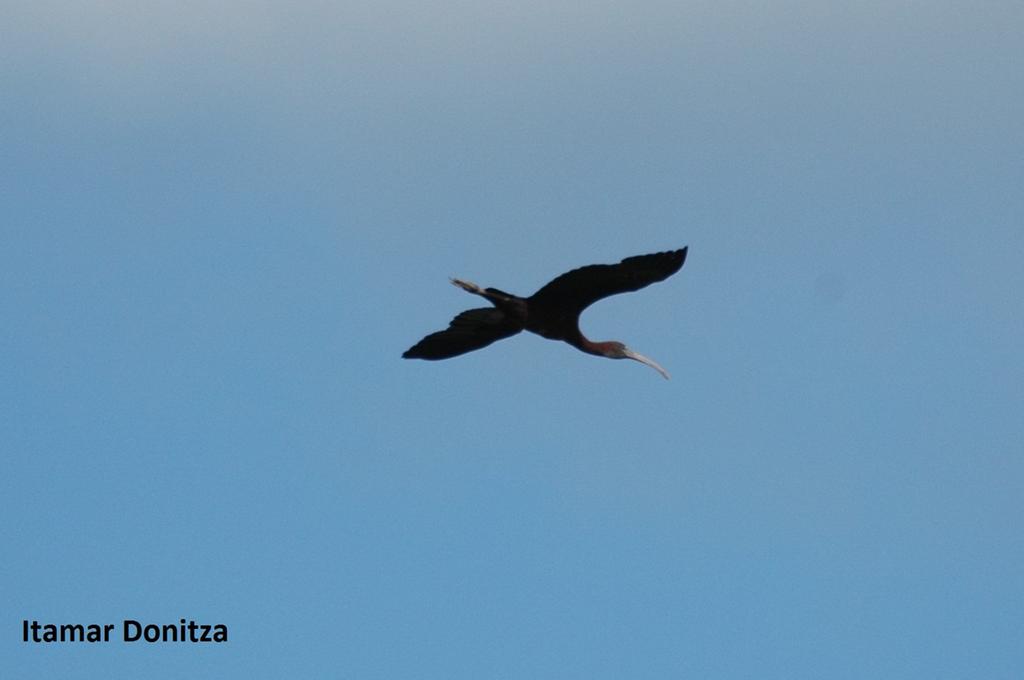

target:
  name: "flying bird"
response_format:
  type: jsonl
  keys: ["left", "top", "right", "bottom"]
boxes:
{"left": 403, "top": 247, "right": 687, "bottom": 379}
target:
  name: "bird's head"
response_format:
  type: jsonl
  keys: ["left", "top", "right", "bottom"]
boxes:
{"left": 605, "top": 341, "right": 670, "bottom": 380}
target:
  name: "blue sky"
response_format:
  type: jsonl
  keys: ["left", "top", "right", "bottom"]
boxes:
{"left": 3, "top": 2, "right": 1022, "bottom": 677}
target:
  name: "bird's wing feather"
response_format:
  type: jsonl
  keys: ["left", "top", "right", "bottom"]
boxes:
{"left": 529, "top": 248, "right": 687, "bottom": 314}
{"left": 402, "top": 307, "right": 523, "bottom": 360}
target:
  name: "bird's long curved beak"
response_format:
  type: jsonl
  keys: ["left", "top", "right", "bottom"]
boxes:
{"left": 623, "top": 348, "right": 670, "bottom": 380}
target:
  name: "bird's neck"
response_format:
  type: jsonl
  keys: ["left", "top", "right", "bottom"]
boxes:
{"left": 574, "top": 337, "right": 620, "bottom": 358}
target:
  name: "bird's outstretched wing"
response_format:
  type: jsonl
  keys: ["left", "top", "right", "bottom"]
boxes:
{"left": 403, "top": 308, "right": 523, "bottom": 360}
{"left": 529, "top": 247, "right": 687, "bottom": 315}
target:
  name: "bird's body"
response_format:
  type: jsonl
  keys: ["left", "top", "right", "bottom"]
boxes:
{"left": 403, "top": 247, "right": 688, "bottom": 378}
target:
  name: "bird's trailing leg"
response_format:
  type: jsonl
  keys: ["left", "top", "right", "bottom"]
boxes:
{"left": 450, "top": 278, "right": 485, "bottom": 295}
{"left": 451, "top": 278, "right": 516, "bottom": 305}
{"left": 451, "top": 277, "right": 527, "bottom": 322}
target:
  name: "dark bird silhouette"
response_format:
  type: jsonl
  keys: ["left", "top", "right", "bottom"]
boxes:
{"left": 403, "top": 247, "right": 687, "bottom": 379}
